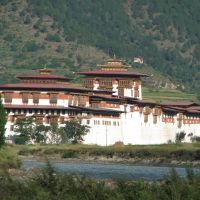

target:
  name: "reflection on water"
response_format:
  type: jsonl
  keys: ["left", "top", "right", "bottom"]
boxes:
{"left": 21, "top": 160, "right": 195, "bottom": 181}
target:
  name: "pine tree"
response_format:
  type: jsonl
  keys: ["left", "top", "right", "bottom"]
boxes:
{"left": 0, "top": 95, "right": 6, "bottom": 147}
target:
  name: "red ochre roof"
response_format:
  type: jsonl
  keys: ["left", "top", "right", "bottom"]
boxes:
{"left": 4, "top": 104, "right": 77, "bottom": 110}
{"left": 69, "top": 105, "right": 123, "bottom": 114}
{"left": 186, "top": 106, "right": 200, "bottom": 111}
{"left": 160, "top": 102, "right": 199, "bottom": 107}
{"left": 78, "top": 70, "right": 148, "bottom": 77}
{"left": 0, "top": 82, "right": 92, "bottom": 92}
{"left": 162, "top": 105, "right": 200, "bottom": 114}
{"left": 17, "top": 74, "right": 71, "bottom": 81}
{"left": 0, "top": 82, "right": 114, "bottom": 94}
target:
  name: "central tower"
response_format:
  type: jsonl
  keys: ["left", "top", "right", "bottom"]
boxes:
{"left": 78, "top": 58, "right": 148, "bottom": 99}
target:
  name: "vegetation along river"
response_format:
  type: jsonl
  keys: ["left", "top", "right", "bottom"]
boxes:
{"left": 21, "top": 160, "right": 199, "bottom": 181}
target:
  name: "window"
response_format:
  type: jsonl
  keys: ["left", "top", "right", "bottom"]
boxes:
{"left": 4, "top": 92, "right": 12, "bottom": 103}
{"left": 50, "top": 93, "right": 57, "bottom": 104}
{"left": 118, "top": 88, "right": 124, "bottom": 96}
{"left": 79, "top": 96, "right": 87, "bottom": 107}
{"left": 59, "top": 117, "right": 64, "bottom": 124}
{"left": 33, "top": 93, "right": 39, "bottom": 104}
{"left": 22, "top": 93, "right": 29, "bottom": 104}
{"left": 73, "top": 96, "right": 78, "bottom": 106}
{"left": 10, "top": 125, "right": 14, "bottom": 131}
{"left": 87, "top": 120, "right": 90, "bottom": 125}
{"left": 68, "top": 96, "right": 73, "bottom": 105}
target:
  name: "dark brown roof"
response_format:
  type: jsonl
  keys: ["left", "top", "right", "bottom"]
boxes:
{"left": 78, "top": 70, "right": 148, "bottom": 77}
{"left": 186, "top": 106, "right": 200, "bottom": 111}
{"left": 4, "top": 104, "right": 77, "bottom": 110}
{"left": 0, "top": 82, "right": 93, "bottom": 93}
{"left": 160, "top": 102, "right": 198, "bottom": 107}
{"left": 17, "top": 74, "right": 71, "bottom": 81}
{"left": 70, "top": 105, "right": 123, "bottom": 114}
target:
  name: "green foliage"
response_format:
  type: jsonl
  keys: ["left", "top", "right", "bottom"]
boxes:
{"left": 0, "top": 163, "right": 200, "bottom": 200}
{"left": 0, "top": 96, "right": 6, "bottom": 147}
{"left": 62, "top": 120, "right": 90, "bottom": 144}
{"left": 25, "top": 0, "right": 200, "bottom": 93}
{"left": 45, "top": 34, "right": 61, "bottom": 42}
{"left": 1, "top": 0, "right": 200, "bottom": 94}
{"left": 61, "top": 150, "right": 77, "bottom": 158}
{"left": 16, "top": 143, "right": 200, "bottom": 163}
{"left": 197, "top": 93, "right": 200, "bottom": 102}
{"left": 0, "top": 145, "right": 20, "bottom": 168}
{"left": 47, "top": 122, "right": 63, "bottom": 144}
{"left": 23, "top": 14, "right": 31, "bottom": 24}
{"left": 22, "top": 40, "right": 41, "bottom": 52}
{"left": 175, "top": 131, "right": 186, "bottom": 143}
{"left": 32, "top": 125, "right": 50, "bottom": 144}
{"left": 14, "top": 117, "right": 34, "bottom": 144}
{"left": 14, "top": 117, "right": 65, "bottom": 144}
{"left": 56, "top": 45, "right": 64, "bottom": 53}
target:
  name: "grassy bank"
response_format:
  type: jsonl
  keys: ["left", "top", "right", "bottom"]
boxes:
{"left": 17, "top": 143, "right": 200, "bottom": 165}
{"left": 142, "top": 87, "right": 197, "bottom": 102}
{"left": 0, "top": 145, "right": 20, "bottom": 169}
{"left": 1, "top": 143, "right": 200, "bottom": 168}
{"left": 0, "top": 163, "right": 200, "bottom": 200}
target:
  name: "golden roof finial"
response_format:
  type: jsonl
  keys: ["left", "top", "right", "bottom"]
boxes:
{"left": 39, "top": 65, "right": 52, "bottom": 75}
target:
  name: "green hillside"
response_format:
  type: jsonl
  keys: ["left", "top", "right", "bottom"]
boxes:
{"left": 0, "top": 0, "right": 200, "bottom": 95}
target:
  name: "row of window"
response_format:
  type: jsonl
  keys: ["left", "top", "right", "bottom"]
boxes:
{"left": 99, "top": 80, "right": 112, "bottom": 87}
{"left": 87, "top": 120, "right": 120, "bottom": 126}
{"left": 3, "top": 92, "right": 87, "bottom": 106}
{"left": 6, "top": 109, "right": 77, "bottom": 116}
{"left": 23, "top": 80, "right": 56, "bottom": 83}
{"left": 83, "top": 79, "right": 93, "bottom": 87}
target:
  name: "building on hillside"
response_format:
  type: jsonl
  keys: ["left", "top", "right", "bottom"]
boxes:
{"left": 0, "top": 59, "right": 200, "bottom": 145}
{"left": 78, "top": 58, "right": 147, "bottom": 99}
{"left": 133, "top": 56, "right": 144, "bottom": 64}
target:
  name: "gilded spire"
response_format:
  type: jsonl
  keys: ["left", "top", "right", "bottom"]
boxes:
{"left": 99, "top": 56, "right": 129, "bottom": 71}
{"left": 39, "top": 65, "right": 52, "bottom": 75}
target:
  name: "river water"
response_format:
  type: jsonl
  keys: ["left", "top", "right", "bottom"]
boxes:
{"left": 21, "top": 160, "right": 198, "bottom": 181}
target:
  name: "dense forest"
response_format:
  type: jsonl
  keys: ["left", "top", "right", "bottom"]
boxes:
{"left": 0, "top": 0, "right": 200, "bottom": 93}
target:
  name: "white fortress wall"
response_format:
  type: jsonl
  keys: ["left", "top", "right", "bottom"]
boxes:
{"left": 82, "top": 117, "right": 122, "bottom": 146}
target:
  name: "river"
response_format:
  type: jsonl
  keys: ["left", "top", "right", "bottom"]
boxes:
{"left": 21, "top": 160, "right": 199, "bottom": 181}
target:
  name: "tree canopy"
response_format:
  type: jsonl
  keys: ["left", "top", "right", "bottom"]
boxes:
{"left": 0, "top": 95, "right": 6, "bottom": 147}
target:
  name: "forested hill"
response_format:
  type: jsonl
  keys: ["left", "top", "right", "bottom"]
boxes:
{"left": 0, "top": 0, "right": 200, "bottom": 93}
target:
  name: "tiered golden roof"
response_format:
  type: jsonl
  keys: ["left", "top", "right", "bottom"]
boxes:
{"left": 98, "top": 57, "right": 130, "bottom": 71}
{"left": 39, "top": 67, "right": 52, "bottom": 75}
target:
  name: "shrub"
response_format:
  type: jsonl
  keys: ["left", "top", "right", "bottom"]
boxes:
{"left": 191, "top": 136, "right": 200, "bottom": 143}
{"left": 62, "top": 150, "right": 77, "bottom": 158}
{"left": 24, "top": 14, "right": 31, "bottom": 24}
{"left": 45, "top": 34, "right": 61, "bottom": 42}
{"left": 22, "top": 40, "right": 40, "bottom": 52}
{"left": 56, "top": 45, "right": 64, "bottom": 53}
{"left": 175, "top": 131, "right": 186, "bottom": 143}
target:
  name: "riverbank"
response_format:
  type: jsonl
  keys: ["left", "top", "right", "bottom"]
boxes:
{"left": 0, "top": 145, "right": 20, "bottom": 169}
{"left": 1, "top": 143, "right": 200, "bottom": 169}
{"left": 16, "top": 143, "right": 200, "bottom": 167}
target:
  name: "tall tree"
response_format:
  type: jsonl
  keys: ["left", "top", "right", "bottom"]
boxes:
{"left": 62, "top": 120, "right": 90, "bottom": 144}
{"left": 0, "top": 95, "right": 6, "bottom": 147}
{"left": 14, "top": 117, "right": 34, "bottom": 144}
{"left": 48, "top": 122, "right": 64, "bottom": 144}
